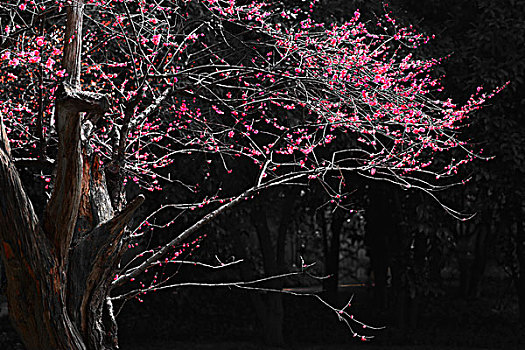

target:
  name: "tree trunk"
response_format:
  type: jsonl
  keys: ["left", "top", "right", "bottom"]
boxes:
{"left": 322, "top": 210, "right": 344, "bottom": 302}
{"left": 515, "top": 210, "right": 525, "bottom": 323}
{"left": 457, "top": 224, "right": 489, "bottom": 298}
{"left": 1, "top": 114, "right": 82, "bottom": 348}
{"left": 231, "top": 227, "right": 285, "bottom": 347}
{"left": 0, "top": 2, "right": 143, "bottom": 349}
{"left": 242, "top": 190, "right": 297, "bottom": 347}
{"left": 250, "top": 203, "right": 285, "bottom": 346}
{"left": 365, "top": 185, "right": 393, "bottom": 310}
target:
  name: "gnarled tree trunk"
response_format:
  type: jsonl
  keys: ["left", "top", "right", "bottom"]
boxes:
{"left": 0, "top": 2, "right": 143, "bottom": 349}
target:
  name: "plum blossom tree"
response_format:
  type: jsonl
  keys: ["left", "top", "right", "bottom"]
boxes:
{"left": 0, "top": 0, "right": 502, "bottom": 348}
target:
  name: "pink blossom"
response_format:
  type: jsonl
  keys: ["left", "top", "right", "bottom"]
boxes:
{"left": 28, "top": 55, "right": 40, "bottom": 63}
{"left": 19, "top": 3, "right": 26, "bottom": 11}
{"left": 115, "top": 15, "right": 124, "bottom": 26}
{"left": 212, "top": 105, "right": 224, "bottom": 114}
{"left": 8, "top": 58, "right": 19, "bottom": 67}
{"left": 45, "top": 58, "right": 55, "bottom": 69}
{"left": 35, "top": 36, "right": 45, "bottom": 47}
{"left": 152, "top": 34, "right": 161, "bottom": 46}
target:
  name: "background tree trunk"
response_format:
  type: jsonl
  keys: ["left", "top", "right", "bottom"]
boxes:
{"left": 231, "top": 189, "right": 298, "bottom": 347}
{"left": 515, "top": 206, "right": 525, "bottom": 323}
{"left": 249, "top": 201, "right": 285, "bottom": 346}
{"left": 322, "top": 210, "right": 344, "bottom": 302}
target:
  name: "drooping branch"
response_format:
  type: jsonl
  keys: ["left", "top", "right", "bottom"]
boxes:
{"left": 111, "top": 187, "right": 257, "bottom": 288}
{"left": 112, "top": 170, "right": 308, "bottom": 288}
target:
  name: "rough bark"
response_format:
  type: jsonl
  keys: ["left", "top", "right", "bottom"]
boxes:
{"left": 0, "top": 2, "right": 143, "bottom": 349}
{"left": 1, "top": 115, "right": 86, "bottom": 349}
{"left": 0, "top": 123, "right": 143, "bottom": 348}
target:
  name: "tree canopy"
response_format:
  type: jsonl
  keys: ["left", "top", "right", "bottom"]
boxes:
{"left": 0, "top": 1, "right": 505, "bottom": 349}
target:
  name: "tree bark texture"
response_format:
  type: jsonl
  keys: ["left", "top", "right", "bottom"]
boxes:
{"left": 0, "top": 2, "right": 143, "bottom": 349}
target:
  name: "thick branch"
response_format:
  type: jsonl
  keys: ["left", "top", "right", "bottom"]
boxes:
{"left": 63, "top": 0, "right": 85, "bottom": 87}
{"left": 108, "top": 194, "right": 145, "bottom": 235}
{"left": 0, "top": 115, "right": 11, "bottom": 157}
{"left": 0, "top": 116, "right": 84, "bottom": 350}
{"left": 0, "top": 117, "right": 49, "bottom": 257}
{"left": 44, "top": 1, "right": 109, "bottom": 260}
{"left": 68, "top": 195, "right": 144, "bottom": 339}
{"left": 43, "top": 94, "right": 84, "bottom": 260}
{"left": 59, "top": 82, "right": 110, "bottom": 115}
{"left": 112, "top": 187, "right": 258, "bottom": 287}
{"left": 112, "top": 172, "right": 308, "bottom": 288}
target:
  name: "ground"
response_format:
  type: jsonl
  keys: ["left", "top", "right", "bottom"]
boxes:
{"left": 0, "top": 277, "right": 523, "bottom": 349}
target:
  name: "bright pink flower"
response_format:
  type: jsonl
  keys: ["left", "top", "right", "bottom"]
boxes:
{"left": 212, "top": 105, "right": 224, "bottom": 114}
{"left": 28, "top": 55, "right": 40, "bottom": 63}
{"left": 115, "top": 15, "right": 124, "bottom": 26}
{"left": 19, "top": 3, "right": 26, "bottom": 11}
{"left": 152, "top": 34, "right": 161, "bottom": 46}
{"left": 36, "top": 36, "right": 45, "bottom": 47}
{"left": 45, "top": 58, "right": 55, "bottom": 69}
{"left": 8, "top": 58, "right": 19, "bottom": 67}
